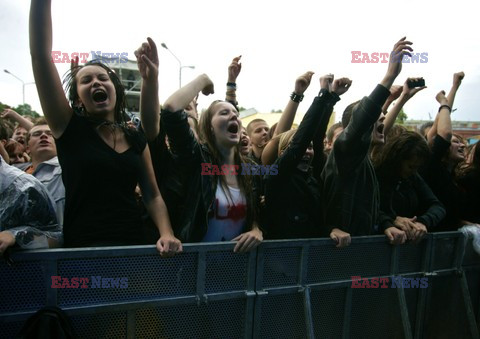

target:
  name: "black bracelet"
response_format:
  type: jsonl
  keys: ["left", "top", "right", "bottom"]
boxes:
{"left": 438, "top": 104, "right": 452, "bottom": 113}
{"left": 290, "top": 92, "right": 304, "bottom": 103}
{"left": 226, "top": 82, "right": 236, "bottom": 88}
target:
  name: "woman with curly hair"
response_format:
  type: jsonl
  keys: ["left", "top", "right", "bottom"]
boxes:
{"left": 374, "top": 131, "right": 445, "bottom": 241}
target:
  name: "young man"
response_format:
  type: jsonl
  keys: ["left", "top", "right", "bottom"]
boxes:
{"left": 24, "top": 118, "right": 65, "bottom": 226}
{"left": 246, "top": 119, "right": 270, "bottom": 164}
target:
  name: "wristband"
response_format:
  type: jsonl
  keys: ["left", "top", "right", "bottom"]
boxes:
{"left": 290, "top": 92, "right": 304, "bottom": 103}
{"left": 226, "top": 82, "right": 236, "bottom": 88}
{"left": 438, "top": 104, "right": 452, "bottom": 113}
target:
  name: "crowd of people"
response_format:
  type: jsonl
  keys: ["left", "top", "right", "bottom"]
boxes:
{"left": 1, "top": 0, "right": 479, "bottom": 257}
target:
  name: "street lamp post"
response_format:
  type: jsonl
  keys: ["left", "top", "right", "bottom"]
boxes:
{"left": 4, "top": 69, "right": 35, "bottom": 105}
{"left": 160, "top": 43, "right": 195, "bottom": 88}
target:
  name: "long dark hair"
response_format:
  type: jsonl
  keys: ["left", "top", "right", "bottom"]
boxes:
{"left": 63, "top": 60, "right": 128, "bottom": 125}
{"left": 373, "top": 131, "right": 430, "bottom": 178}
{"left": 457, "top": 142, "right": 480, "bottom": 178}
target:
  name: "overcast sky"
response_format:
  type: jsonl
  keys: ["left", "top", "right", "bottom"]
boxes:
{"left": 1, "top": 0, "right": 479, "bottom": 122}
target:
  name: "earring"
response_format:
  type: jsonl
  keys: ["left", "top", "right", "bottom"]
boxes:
{"left": 74, "top": 104, "right": 85, "bottom": 115}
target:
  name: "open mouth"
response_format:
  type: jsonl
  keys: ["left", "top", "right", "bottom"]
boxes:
{"left": 241, "top": 138, "right": 249, "bottom": 146}
{"left": 92, "top": 89, "right": 108, "bottom": 103}
{"left": 227, "top": 123, "right": 239, "bottom": 134}
{"left": 376, "top": 124, "right": 385, "bottom": 134}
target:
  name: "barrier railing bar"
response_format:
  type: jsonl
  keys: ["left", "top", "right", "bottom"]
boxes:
{"left": 455, "top": 234, "right": 468, "bottom": 269}
{"left": 415, "top": 236, "right": 433, "bottom": 339}
{"left": 199, "top": 291, "right": 254, "bottom": 301}
{"left": 342, "top": 287, "right": 352, "bottom": 339}
{"left": 397, "top": 286, "right": 413, "bottom": 339}
{"left": 244, "top": 294, "right": 255, "bottom": 339}
{"left": 245, "top": 249, "right": 257, "bottom": 339}
{"left": 460, "top": 271, "right": 480, "bottom": 339}
{"left": 252, "top": 286, "right": 304, "bottom": 296}
{"left": 1, "top": 234, "right": 478, "bottom": 339}
{"left": 252, "top": 244, "right": 265, "bottom": 339}
{"left": 196, "top": 250, "right": 206, "bottom": 305}
{"left": 6, "top": 243, "right": 240, "bottom": 261}
{"left": 431, "top": 232, "right": 465, "bottom": 239}
{"left": 299, "top": 244, "right": 310, "bottom": 286}
{"left": 303, "top": 286, "right": 315, "bottom": 339}
{"left": 299, "top": 244, "right": 315, "bottom": 339}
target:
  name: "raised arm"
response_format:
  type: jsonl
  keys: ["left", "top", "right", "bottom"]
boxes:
{"left": 427, "top": 72, "right": 465, "bottom": 143}
{"left": 433, "top": 90, "right": 453, "bottom": 141}
{"left": 379, "top": 37, "right": 413, "bottom": 90}
{"left": 381, "top": 85, "right": 402, "bottom": 114}
{"left": 225, "top": 56, "right": 241, "bottom": 107}
{"left": 1, "top": 109, "right": 34, "bottom": 131}
{"left": 275, "top": 75, "right": 349, "bottom": 174}
{"left": 311, "top": 75, "right": 344, "bottom": 178}
{"left": 29, "top": 0, "right": 73, "bottom": 138}
{"left": 336, "top": 37, "right": 413, "bottom": 158}
{"left": 163, "top": 74, "right": 214, "bottom": 113}
{"left": 135, "top": 38, "right": 160, "bottom": 142}
{"left": 274, "top": 71, "right": 315, "bottom": 137}
{"left": 383, "top": 78, "right": 426, "bottom": 136}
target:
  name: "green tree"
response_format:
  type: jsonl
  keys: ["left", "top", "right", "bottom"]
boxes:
{"left": 13, "top": 104, "right": 40, "bottom": 118}
{"left": 0, "top": 101, "right": 8, "bottom": 112}
{"left": 395, "top": 108, "right": 408, "bottom": 124}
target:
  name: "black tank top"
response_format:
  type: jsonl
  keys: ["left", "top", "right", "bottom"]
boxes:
{"left": 56, "top": 113, "right": 147, "bottom": 247}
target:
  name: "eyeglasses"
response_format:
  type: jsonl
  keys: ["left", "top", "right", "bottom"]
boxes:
{"left": 30, "top": 130, "right": 53, "bottom": 138}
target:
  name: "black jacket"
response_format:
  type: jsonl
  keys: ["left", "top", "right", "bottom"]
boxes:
{"left": 161, "top": 108, "right": 261, "bottom": 242}
{"left": 320, "top": 84, "right": 391, "bottom": 236}
{"left": 377, "top": 172, "right": 446, "bottom": 231}
{"left": 263, "top": 90, "right": 338, "bottom": 239}
{"left": 420, "top": 135, "right": 468, "bottom": 230}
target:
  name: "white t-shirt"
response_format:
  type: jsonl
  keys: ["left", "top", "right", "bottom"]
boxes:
{"left": 203, "top": 182, "right": 247, "bottom": 242}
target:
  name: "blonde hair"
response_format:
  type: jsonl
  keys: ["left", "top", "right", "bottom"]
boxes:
{"left": 277, "top": 129, "right": 297, "bottom": 156}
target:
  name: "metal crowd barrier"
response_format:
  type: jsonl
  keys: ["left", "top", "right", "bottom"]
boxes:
{"left": 0, "top": 232, "right": 479, "bottom": 338}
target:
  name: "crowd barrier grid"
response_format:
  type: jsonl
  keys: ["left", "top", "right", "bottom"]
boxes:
{"left": 0, "top": 232, "right": 479, "bottom": 339}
